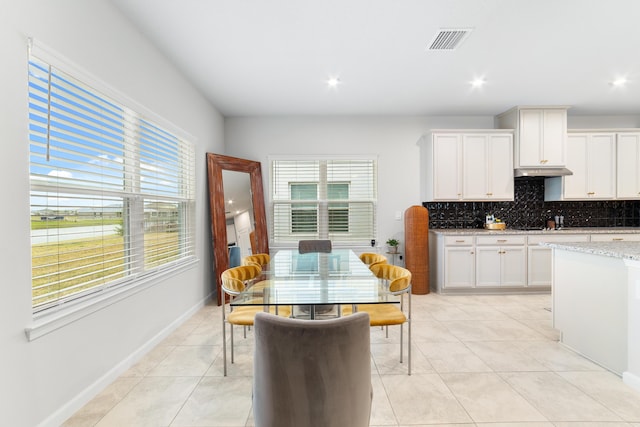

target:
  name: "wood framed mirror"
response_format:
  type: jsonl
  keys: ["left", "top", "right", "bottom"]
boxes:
{"left": 206, "top": 153, "right": 268, "bottom": 305}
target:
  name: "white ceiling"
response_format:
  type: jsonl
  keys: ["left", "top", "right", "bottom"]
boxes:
{"left": 111, "top": 0, "right": 640, "bottom": 117}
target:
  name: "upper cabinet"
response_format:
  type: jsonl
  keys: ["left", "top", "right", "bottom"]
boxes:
{"left": 545, "top": 132, "right": 616, "bottom": 200}
{"left": 421, "top": 130, "right": 514, "bottom": 201}
{"left": 495, "top": 106, "right": 569, "bottom": 168}
{"left": 617, "top": 132, "right": 640, "bottom": 199}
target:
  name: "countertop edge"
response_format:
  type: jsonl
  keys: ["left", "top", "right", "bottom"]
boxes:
{"left": 542, "top": 241, "right": 640, "bottom": 261}
{"left": 429, "top": 228, "right": 640, "bottom": 236}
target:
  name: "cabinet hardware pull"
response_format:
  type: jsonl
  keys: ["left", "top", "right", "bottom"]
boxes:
{"left": 588, "top": 192, "right": 595, "bottom": 195}
{"left": 455, "top": 240, "right": 465, "bottom": 243}
{"left": 497, "top": 239, "right": 507, "bottom": 242}
{"left": 613, "top": 238, "right": 624, "bottom": 241}
{"left": 540, "top": 159, "right": 548, "bottom": 164}
{"left": 470, "top": 251, "right": 474, "bottom": 254}
{"left": 486, "top": 192, "right": 493, "bottom": 196}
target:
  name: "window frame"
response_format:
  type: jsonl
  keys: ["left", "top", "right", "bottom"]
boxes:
{"left": 269, "top": 155, "right": 377, "bottom": 247}
{"left": 25, "top": 40, "right": 198, "bottom": 340}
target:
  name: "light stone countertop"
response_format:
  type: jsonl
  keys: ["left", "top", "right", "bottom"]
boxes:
{"left": 541, "top": 241, "right": 640, "bottom": 261}
{"left": 429, "top": 227, "right": 640, "bottom": 236}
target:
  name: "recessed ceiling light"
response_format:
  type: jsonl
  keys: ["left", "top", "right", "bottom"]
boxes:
{"left": 327, "top": 76, "right": 341, "bottom": 88}
{"left": 610, "top": 77, "right": 628, "bottom": 87}
{"left": 227, "top": 199, "right": 233, "bottom": 205}
{"left": 470, "top": 77, "right": 486, "bottom": 88}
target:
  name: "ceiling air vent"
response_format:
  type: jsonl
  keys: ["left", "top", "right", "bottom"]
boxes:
{"left": 428, "top": 28, "right": 472, "bottom": 50}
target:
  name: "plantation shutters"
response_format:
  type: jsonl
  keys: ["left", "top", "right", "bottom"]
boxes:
{"left": 28, "top": 51, "right": 196, "bottom": 314}
{"left": 271, "top": 158, "right": 377, "bottom": 244}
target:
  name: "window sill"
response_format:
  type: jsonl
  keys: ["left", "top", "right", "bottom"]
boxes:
{"left": 25, "top": 258, "right": 199, "bottom": 341}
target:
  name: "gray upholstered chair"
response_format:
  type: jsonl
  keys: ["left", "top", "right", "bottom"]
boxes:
{"left": 252, "top": 311, "right": 372, "bottom": 427}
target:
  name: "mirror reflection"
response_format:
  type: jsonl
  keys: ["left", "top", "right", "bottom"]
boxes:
{"left": 223, "top": 170, "right": 254, "bottom": 266}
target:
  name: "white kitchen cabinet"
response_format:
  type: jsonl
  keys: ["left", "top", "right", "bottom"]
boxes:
{"left": 495, "top": 106, "right": 568, "bottom": 168}
{"left": 430, "top": 234, "right": 476, "bottom": 291}
{"left": 475, "top": 235, "right": 526, "bottom": 287}
{"left": 444, "top": 246, "right": 475, "bottom": 288}
{"left": 545, "top": 133, "right": 616, "bottom": 201}
{"left": 590, "top": 234, "right": 640, "bottom": 242}
{"left": 421, "top": 130, "right": 514, "bottom": 201}
{"left": 462, "top": 133, "right": 514, "bottom": 200}
{"left": 617, "top": 132, "right": 640, "bottom": 199}
{"left": 527, "top": 234, "right": 590, "bottom": 287}
{"left": 431, "top": 230, "right": 640, "bottom": 294}
{"left": 429, "top": 133, "right": 462, "bottom": 200}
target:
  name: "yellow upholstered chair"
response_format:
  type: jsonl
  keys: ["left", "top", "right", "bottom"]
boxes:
{"left": 359, "top": 252, "right": 388, "bottom": 268}
{"left": 242, "top": 253, "right": 270, "bottom": 268}
{"left": 343, "top": 263, "right": 412, "bottom": 374}
{"left": 221, "top": 265, "right": 290, "bottom": 376}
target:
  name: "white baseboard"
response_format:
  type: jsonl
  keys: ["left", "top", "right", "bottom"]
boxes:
{"left": 38, "top": 295, "right": 211, "bottom": 427}
{"left": 623, "top": 371, "right": 640, "bottom": 393}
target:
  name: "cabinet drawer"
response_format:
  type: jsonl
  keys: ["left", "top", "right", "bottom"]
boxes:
{"left": 476, "top": 235, "right": 525, "bottom": 245}
{"left": 590, "top": 234, "right": 640, "bottom": 242}
{"left": 444, "top": 236, "right": 474, "bottom": 245}
{"left": 528, "top": 234, "right": 590, "bottom": 245}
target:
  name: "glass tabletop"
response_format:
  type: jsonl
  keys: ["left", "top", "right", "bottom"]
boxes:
{"left": 230, "top": 249, "right": 399, "bottom": 307}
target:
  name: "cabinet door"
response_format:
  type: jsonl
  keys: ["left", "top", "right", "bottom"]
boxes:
{"left": 617, "top": 133, "right": 640, "bottom": 199}
{"left": 528, "top": 246, "right": 552, "bottom": 287}
{"left": 462, "top": 134, "right": 514, "bottom": 201}
{"left": 443, "top": 246, "right": 475, "bottom": 288}
{"left": 475, "top": 246, "right": 502, "bottom": 287}
{"left": 487, "top": 134, "right": 514, "bottom": 199}
{"left": 587, "top": 134, "right": 616, "bottom": 199}
{"left": 541, "top": 109, "right": 567, "bottom": 166}
{"left": 527, "top": 234, "right": 589, "bottom": 287}
{"left": 462, "top": 135, "right": 489, "bottom": 199}
{"left": 563, "top": 134, "right": 588, "bottom": 198}
{"left": 432, "top": 134, "right": 462, "bottom": 200}
{"left": 518, "top": 109, "right": 544, "bottom": 167}
{"left": 563, "top": 133, "right": 615, "bottom": 199}
{"left": 501, "top": 246, "right": 526, "bottom": 286}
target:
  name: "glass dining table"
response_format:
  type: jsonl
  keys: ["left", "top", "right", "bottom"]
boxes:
{"left": 230, "top": 248, "right": 399, "bottom": 319}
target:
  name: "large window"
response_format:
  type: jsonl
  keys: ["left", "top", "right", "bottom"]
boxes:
{"left": 28, "top": 54, "right": 196, "bottom": 314}
{"left": 271, "top": 158, "right": 377, "bottom": 244}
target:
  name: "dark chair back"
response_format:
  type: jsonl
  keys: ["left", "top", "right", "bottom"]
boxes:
{"left": 298, "top": 239, "right": 332, "bottom": 254}
{"left": 253, "top": 312, "right": 372, "bottom": 427}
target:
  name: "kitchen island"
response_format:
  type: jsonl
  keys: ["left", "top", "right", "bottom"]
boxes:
{"left": 545, "top": 241, "right": 640, "bottom": 392}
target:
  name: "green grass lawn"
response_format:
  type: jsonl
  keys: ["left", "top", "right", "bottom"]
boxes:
{"left": 31, "top": 217, "right": 123, "bottom": 230}
{"left": 31, "top": 231, "right": 179, "bottom": 308}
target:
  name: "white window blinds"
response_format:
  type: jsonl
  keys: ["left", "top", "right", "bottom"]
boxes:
{"left": 271, "top": 158, "right": 377, "bottom": 244}
{"left": 28, "top": 54, "right": 196, "bottom": 314}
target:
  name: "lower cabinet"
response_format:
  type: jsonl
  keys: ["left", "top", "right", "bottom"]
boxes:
{"left": 527, "top": 234, "right": 590, "bottom": 287}
{"left": 444, "top": 246, "right": 475, "bottom": 288}
{"left": 475, "top": 236, "right": 526, "bottom": 287}
{"left": 430, "top": 230, "right": 640, "bottom": 293}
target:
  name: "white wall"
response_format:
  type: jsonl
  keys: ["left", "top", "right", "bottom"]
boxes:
{"left": 224, "top": 115, "right": 495, "bottom": 252}
{"left": 568, "top": 115, "right": 640, "bottom": 129}
{"left": 0, "top": 1, "right": 223, "bottom": 426}
{"left": 225, "top": 114, "right": 640, "bottom": 253}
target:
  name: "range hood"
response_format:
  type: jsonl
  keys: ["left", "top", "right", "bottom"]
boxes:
{"left": 514, "top": 167, "right": 573, "bottom": 178}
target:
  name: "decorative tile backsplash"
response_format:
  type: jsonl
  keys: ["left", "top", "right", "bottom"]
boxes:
{"left": 423, "top": 177, "right": 640, "bottom": 229}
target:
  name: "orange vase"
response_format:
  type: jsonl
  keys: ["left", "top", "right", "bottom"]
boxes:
{"left": 404, "top": 205, "right": 429, "bottom": 294}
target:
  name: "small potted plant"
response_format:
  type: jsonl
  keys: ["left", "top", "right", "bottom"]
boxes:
{"left": 386, "top": 238, "right": 399, "bottom": 253}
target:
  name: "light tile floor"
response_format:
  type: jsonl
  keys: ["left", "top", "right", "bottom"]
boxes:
{"left": 64, "top": 293, "right": 640, "bottom": 427}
